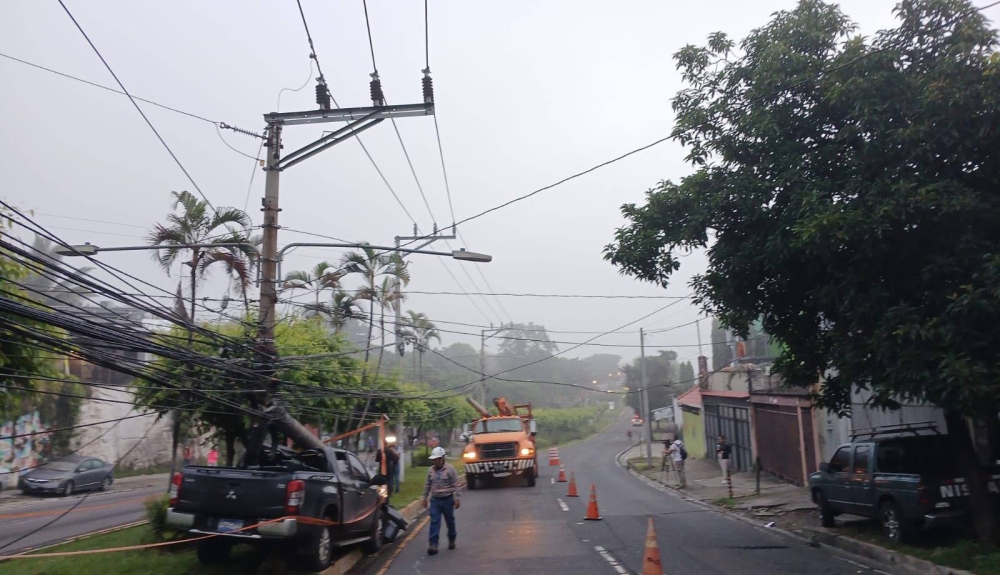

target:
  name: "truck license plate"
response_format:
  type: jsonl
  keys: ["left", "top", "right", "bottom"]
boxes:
{"left": 217, "top": 519, "right": 243, "bottom": 533}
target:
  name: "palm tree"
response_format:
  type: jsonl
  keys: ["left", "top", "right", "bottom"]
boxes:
{"left": 371, "top": 277, "right": 406, "bottom": 376}
{"left": 330, "top": 291, "right": 363, "bottom": 334}
{"left": 401, "top": 311, "right": 440, "bottom": 383}
{"left": 283, "top": 261, "right": 343, "bottom": 319}
{"left": 340, "top": 246, "right": 410, "bottom": 441}
{"left": 147, "top": 191, "right": 253, "bottom": 325}
{"left": 200, "top": 231, "right": 261, "bottom": 314}
{"left": 340, "top": 246, "right": 410, "bottom": 365}
{"left": 146, "top": 190, "right": 252, "bottom": 480}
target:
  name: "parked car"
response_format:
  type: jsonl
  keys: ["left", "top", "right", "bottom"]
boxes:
{"left": 166, "top": 445, "right": 394, "bottom": 570}
{"left": 631, "top": 415, "right": 644, "bottom": 427}
{"left": 808, "top": 428, "right": 1000, "bottom": 543}
{"left": 18, "top": 455, "right": 114, "bottom": 496}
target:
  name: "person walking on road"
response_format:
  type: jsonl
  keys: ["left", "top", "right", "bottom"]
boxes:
{"left": 626, "top": 429, "right": 633, "bottom": 443}
{"left": 716, "top": 435, "right": 732, "bottom": 485}
{"left": 667, "top": 437, "right": 687, "bottom": 488}
{"left": 421, "top": 446, "right": 461, "bottom": 555}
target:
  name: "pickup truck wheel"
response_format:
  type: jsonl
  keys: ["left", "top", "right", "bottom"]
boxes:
{"left": 879, "top": 500, "right": 913, "bottom": 544}
{"left": 816, "top": 492, "right": 836, "bottom": 528}
{"left": 300, "top": 524, "right": 334, "bottom": 571}
{"left": 361, "top": 507, "right": 383, "bottom": 554}
{"left": 196, "top": 539, "right": 231, "bottom": 565}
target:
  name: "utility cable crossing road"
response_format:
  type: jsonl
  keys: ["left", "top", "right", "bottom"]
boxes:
{"left": 361, "top": 412, "right": 889, "bottom": 575}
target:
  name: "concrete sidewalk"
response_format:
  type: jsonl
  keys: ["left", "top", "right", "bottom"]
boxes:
{"left": 623, "top": 443, "right": 815, "bottom": 516}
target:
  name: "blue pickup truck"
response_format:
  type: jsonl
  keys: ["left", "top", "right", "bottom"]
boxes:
{"left": 808, "top": 428, "right": 1000, "bottom": 543}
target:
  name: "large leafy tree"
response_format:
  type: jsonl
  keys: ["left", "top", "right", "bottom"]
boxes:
{"left": 605, "top": 0, "right": 1000, "bottom": 539}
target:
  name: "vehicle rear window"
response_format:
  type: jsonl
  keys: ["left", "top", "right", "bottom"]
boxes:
{"left": 876, "top": 436, "right": 959, "bottom": 477}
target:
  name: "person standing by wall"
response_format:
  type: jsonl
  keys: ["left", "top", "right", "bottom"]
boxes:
{"left": 206, "top": 446, "right": 219, "bottom": 467}
{"left": 182, "top": 443, "right": 193, "bottom": 467}
{"left": 716, "top": 435, "right": 732, "bottom": 485}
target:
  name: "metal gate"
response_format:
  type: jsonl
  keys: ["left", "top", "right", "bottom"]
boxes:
{"left": 703, "top": 401, "right": 752, "bottom": 472}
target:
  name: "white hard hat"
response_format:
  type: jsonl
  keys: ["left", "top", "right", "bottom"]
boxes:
{"left": 430, "top": 446, "right": 447, "bottom": 460}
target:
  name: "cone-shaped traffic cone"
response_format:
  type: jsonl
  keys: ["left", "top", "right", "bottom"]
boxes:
{"left": 584, "top": 484, "right": 602, "bottom": 520}
{"left": 557, "top": 466, "right": 567, "bottom": 482}
{"left": 641, "top": 517, "right": 663, "bottom": 575}
{"left": 567, "top": 472, "right": 579, "bottom": 497}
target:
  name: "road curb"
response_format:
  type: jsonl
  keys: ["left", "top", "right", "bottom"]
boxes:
{"left": 614, "top": 448, "right": 974, "bottom": 575}
{"left": 800, "top": 527, "right": 976, "bottom": 575}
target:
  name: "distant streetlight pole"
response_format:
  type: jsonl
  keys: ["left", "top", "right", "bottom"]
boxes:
{"left": 480, "top": 325, "right": 511, "bottom": 405}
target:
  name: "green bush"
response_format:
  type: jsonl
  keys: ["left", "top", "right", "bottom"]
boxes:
{"left": 144, "top": 494, "right": 178, "bottom": 542}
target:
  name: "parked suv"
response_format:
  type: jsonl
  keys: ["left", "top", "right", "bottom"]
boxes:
{"left": 809, "top": 428, "right": 1000, "bottom": 543}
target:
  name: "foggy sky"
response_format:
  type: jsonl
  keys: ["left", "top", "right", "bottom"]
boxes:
{"left": 3, "top": 0, "right": 980, "bottom": 366}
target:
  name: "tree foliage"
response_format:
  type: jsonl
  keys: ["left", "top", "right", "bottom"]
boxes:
{"left": 605, "top": 0, "right": 1000, "bottom": 538}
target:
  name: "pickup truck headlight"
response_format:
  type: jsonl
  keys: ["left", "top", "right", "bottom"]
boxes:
{"left": 520, "top": 447, "right": 534, "bottom": 456}
{"left": 462, "top": 451, "right": 476, "bottom": 460}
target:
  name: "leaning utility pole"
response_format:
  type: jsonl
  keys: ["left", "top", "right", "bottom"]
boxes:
{"left": 255, "top": 77, "right": 435, "bottom": 450}
{"left": 640, "top": 327, "right": 652, "bottom": 466}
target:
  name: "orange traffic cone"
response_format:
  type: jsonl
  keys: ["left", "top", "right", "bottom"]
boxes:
{"left": 584, "top": 484, "right": 602, "bottom": 520}
{"left": 641, "top": 517, "right": 663, "bottom": 575}
{"left": 557, "top": 466, "right": 567, "bottom": 482}
{"left": 567, "top": 472, "right": 579, "bottom": 497}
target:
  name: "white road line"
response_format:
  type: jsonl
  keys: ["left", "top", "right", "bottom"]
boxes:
{"left": 551, "top": 477, "right": 555, "bottom": 485}
{"left": 557, "top": 498, "right": 569, "bottom": 512}
{"left": 594, "top": 545, "right": 630, "bottom": 575}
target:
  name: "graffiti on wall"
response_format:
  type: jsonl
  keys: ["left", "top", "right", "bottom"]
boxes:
{"left": 0, "top": 411, "right": 52, "bottom": 486}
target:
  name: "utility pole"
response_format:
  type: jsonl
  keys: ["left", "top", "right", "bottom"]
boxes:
{"left": 479, "top": 325, "right": 509, "bottom": 405}
{"left": 393, "top": 224, "right": 457, "bottom": 357}
{"left": 696, "top": 318, "right": 703, "bottom": 357}
{"left": 252, "top": 90, "right": 433, "bottom": 449}
{"left": 641, "top": 327, "right": 652, "bottom": 466}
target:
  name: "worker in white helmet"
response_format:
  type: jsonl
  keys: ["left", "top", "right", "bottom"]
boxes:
{"left": 421, "top": 446, "right": 461, "bottom": 555}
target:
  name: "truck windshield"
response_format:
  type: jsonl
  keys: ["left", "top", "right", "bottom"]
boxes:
{"left": 475, "top": 419, "right": 523, "bottom": 434}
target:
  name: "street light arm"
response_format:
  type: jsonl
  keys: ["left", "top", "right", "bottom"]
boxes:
{"left": 54, "top": 242, "right": 257, "bottom": 257}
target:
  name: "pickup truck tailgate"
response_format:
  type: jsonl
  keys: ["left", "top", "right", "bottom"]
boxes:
{"left": 175, "top": 467, "right": 291, "bottom": 518}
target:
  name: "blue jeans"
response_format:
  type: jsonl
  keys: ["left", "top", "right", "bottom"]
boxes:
{"left": 428, "top": 495, "right": 456, "bottom": 547}
{"left": 387, "top": 464, "right": 400, "bottom": 494}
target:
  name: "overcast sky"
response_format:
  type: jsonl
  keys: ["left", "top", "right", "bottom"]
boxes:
{"left": 4, "top": 0, "right": 992, "bottom": 365}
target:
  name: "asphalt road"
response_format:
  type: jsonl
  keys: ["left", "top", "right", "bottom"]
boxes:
{"left": 361, "top": 411, "right": 891, "bottom": 575}
{"left": 0, "top": 476, "right": 165, "bottom": 555}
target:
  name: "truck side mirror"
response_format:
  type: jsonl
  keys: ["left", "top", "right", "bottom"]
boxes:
{"left": 819, "top": 462, "right": 829, "bottom": 473}
{"left": 529, "top": 420, "right": 537, "bottom": 436}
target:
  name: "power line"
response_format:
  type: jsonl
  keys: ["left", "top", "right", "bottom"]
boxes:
{"left": 56, "top": 0, "right": 218, "bottom": 214}
{"left": 403, "top": 290, "right": 689, "bottom": 299}
{"left": 0, "top": 52, "right": 216, "bottom": 125}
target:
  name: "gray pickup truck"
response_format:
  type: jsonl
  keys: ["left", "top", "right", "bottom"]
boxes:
{"left": 166, "top": 445, "right": 390, "bottom": 571}
{"left": 808, "top": 428, "right": 1000, "bottom": 543}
